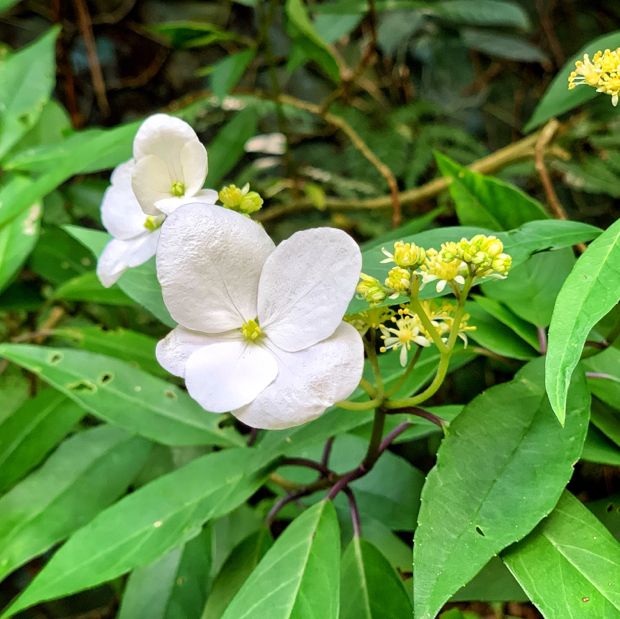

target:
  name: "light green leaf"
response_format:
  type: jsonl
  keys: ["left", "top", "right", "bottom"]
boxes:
{"left": 340, "top": 537, "right": 412, "bottom": 619}
{"left": 546, "top": 218, "right": 620, "bottom": 423}
{"left": 435, "top": 152, "right": 548, "bottom": 230}
{"left": 590, "top": 398, "right": 620, "bottom": 448}
{"left": 0, "top": 28, "right": 59, "bottom": 160}
{"left": 201, "top": 530, "right": 273, "bottom": 619}
{"left": 584, "top": 347, "right": 620, "bottom": 411}
{"left": 0, "top": 390, "right": 83, "bottom": 493}
{"left": 0, "top": 0, "right": 21, "bottom": 12}
{"left": 451, "top": 557, "right": 526, "bottom": 602}
{"left": 209, "top": 49, "right": 256, "bottom": 100}
{"left": 525, "top": 31, "right": 620, "bottom": 132}
{"left": 582, "top": 426, "right": 620, "bottom": 466}
{"left": 118, "top": 527, "right": 211, "bottom": 619}
{"left": 0, "top": 425, "right": 151, "bottom": 582}
{"left": 53, "top": 271, "right": 135, "bottom": 305}
{"left": 0, "top": 447, "right": 272, "bottom": 617}
{"left": 503, "top": 492, "right": 620, "bottom": 616}
{"left": 221, "top": 500, "right": 340, "bottom": 619}
{"left": 0, "top": 344, "right": 243, "bottom": 447}
{"left": 413, "top": 358, "right": 590, "bottom": 619}
{"left": 0, "top": 202, "right": 41, "bottom": 293}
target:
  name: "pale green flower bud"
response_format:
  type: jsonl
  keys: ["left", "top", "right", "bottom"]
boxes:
{"left": 239, "top": 191, "right": 264, "bottom": 214}
{"left": 357, "top": 273, "right": 387, "bottom": 304}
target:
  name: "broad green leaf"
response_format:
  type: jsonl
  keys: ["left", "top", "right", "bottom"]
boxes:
{"left": 0, "top": 28, "right": 59, "bottom": 160}
{"left": 582, "top": 427, "right": 620, "bottom": 466}
{"left": 0, "top": 344, "right": 243, "bottom": 447}
{"left": 482, "top": 249, "right": 575, "bottom": 327}
{"left": 525, "top": 31, "right": 620, "bottom": 132}
{"left": 0, "top": 0, "right": 20, "bottom": 11}
{"left": 340, "top": 537, "right": 412, "bottom": 619}
{"left": 430, "top": 0, "right": 529, "bottom": 29}
{"left": 413, "top": 358, "right": 590, "bottom": 619}
{"left": 465, "top": 301, "right": 537, "bottom": 360}
{"left": 546, "top": 218, "right": 620, "bottom": 423}
{"left": 201, "top": 530, "right": 273, "bottom": 619}
{"left": 209, "top": 49, "right": 256, "bottom": 100}
{"left": 503, "top": 492, "right": 620, "bottom": 616}
{"left": 584, "top": 347, "right": 620, "bottom": 411}
{"left": 0, "top": 175, "right": 32, "bottom": 227}
{"left": 0, "top": 202, "right": 41, "bottom": 293}
{"left": 0, "top": 425, "right": 151, "bottom": 582}
{"left": 590, "top": 398, "right": 620, "bottom": 448}
{"left": 1, "top": 447, "right": 272, "bottom": 617}
{"left": 53, "top": 326, "right": 165, "bottom": 377}
{"left": 461, "top": 29, "right": 546, "bottom": 62}
{"left": 118, "top": 527, "right": 211, "bottom": 619}
{"left": 435, "top": 153, "right": 548, "bottom": 230}
{"left": 0, "top": 365, "right": 29, "bottom": 423}
{"left": 587, "top": 495, "right": 620, "bottom": 541}
{"left": 53, "top": 271, "right": 135, "bottom": 305}
{"left": 285, "top": 0, "right": 340, "bottom": 82}
{"left": 221, "top": 500, "right": 340, "bottom": 619}
{"left": 0, "top": 390, "right": 83, "bottom": 493}
{"left": 451, "top": 557, "right": 526, "bottom": 602}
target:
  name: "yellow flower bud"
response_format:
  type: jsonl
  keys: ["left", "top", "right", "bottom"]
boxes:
{"left": 385, "top": 266, "right": 411, "bottom": 294}
{"left": 219, "top": 185, "right": 244, "bottom": 209}
{"left": 239, "top": 191, "right": 264, "bottom": 214}
{"left": 356, "top": 273, "right": 386, "bottom": 304}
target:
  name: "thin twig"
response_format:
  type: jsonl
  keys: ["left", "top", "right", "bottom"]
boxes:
{"left": 321, "top": 437, "right": 335, "bottom": 470}
{"left": 378, "top": 421, "right": 412, "bottom": 452}
{"left": 385, "top": 407, "right": 446, "bottom": 428}
{"left": 281, "top": 457, "right": 332, "bottom": 477}
{"left": 344, "top": 487, "right": 362, "bottom": 537}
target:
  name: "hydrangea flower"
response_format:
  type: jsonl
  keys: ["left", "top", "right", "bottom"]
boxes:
{"left": 155, "top": 203, "right": 364, "bottom": 429}
{"left": 97, "top": 114, "right": 217, "bottom": 287}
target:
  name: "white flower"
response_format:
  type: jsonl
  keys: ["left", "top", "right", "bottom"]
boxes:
{"left": 96, "top": 161, "right": 164, "bottom": 287}
{"left": 131, "top": 114, "right": 218, "bottom": 216}
{"left": 155, "top": 203, "right": 364, "bottom": 430}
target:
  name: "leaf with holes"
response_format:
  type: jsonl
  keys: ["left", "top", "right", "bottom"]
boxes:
{"left": 413, "top": 358, "right": 590, "bottom": 619}
{"left": 220, "top": 500, "right": 340, "bottom": 619}
{"left": 0, "top": 425, "right": 151, "bottom": 582}
{"left": 0, "top": 344, "right": 243, "bottom": 447}
{"left": 0, "top": 447, "right": 272, "bottom": 617}
{"left": 503, "top": 492, "right": 620, "bottom": 616}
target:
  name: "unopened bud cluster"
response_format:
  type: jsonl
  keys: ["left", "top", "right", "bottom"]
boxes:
{"left": 219, "top": 183, "right": 264, "bottom": 215}
{"left": 568, "top": 48, "right": 620, "bottom": 106}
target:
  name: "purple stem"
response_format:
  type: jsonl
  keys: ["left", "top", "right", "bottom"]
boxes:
{"left": 281, "top": 457, "right": 331, "bottom": 476}
{"left": 321, "top": 436, "right": 335, "bottom": 469}
{"left": 537, "top": 327, "right": 547, "bottom": 354}
{"left": 586, "top": 371, "right": 618, "bottom": 381}
{"left": 344, "top": 487, "right": 362, "bottom": 537}
{"left": 378, "top": 421, "right": 412, "bottom": 453}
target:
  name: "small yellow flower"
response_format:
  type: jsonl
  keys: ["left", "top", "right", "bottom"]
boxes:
{"left": 568, "top": 48, "right": 620, "bottom": 106}
{"left": 385, "top": 266, "right": 411, "bottom": 295}
{"left": 420, "top": 248, "right": 467, "bottom": 293}
{"left": 379, "top": 309, "right": 431, "bottom": 366}
{"left": 219, "top": 183, "right": 264, "bottom": 214}
{"left": 356, "top": 273, "right": 387, "bottom": 305}
{"left": 381, "top": 241, "right": 426, "bottom": 268}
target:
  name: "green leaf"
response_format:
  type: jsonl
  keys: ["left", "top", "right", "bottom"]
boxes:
{"left": 430, "top": 0, "right": 529, "bottom": 29}
{"left": 525, "top": 31, "right": 620, "bottom": 132}
{"left": 201, "top": 530, "right": 273, "bottom": 619}
{"left": 451, "top": 557, "right": 526, "bottom": 602}
{"left": 0, "top": 447, "right": 272, "bottom": 617}
{"left": 209, "top": 49, "right": 256, "bottom": 100}
{"left": 481, "top": 249, "right": 575, "bottom": 327}
{"left": 53, "top": 271, "right": 136, "bottom": 305}
{"left": 503, "top": 492, "right": 620, "bottom": 616}
{"left": 285, "top": 0, "right": 341, "bottom": 82}
{"left": 435, "top": 152, "right": 548, "bottom": 230}
{"left": 584, "top": 348, "right": 620, "bottom": 411}
{"left": 590, "top": 398, "right": 620, "bottom": 447}
{"left": 0, "top": 0, "right": 21, "bottom": 12}
{"left": 413, "top": 358, "right": 590, "bottom": 619}
{"left": 0, "top": 390, "right": 83, "bottom": 493}
{"left": 340, "top": 537, "right": 412, "bottom": 619}
{"left": 461, "top": 29, "right": 546, "bottom": 62}
{"left": 0, "top": 28, "right": 59, "bottom": 160}
{"left": 0, "top": 202, "right": 41, "bottom": 293}
{"left": 0, "top": 425, "right": 151, "bottom": 582}
{"left": 582, "top": 426, "right": 620, "bottom": 466}
{"left": 546, "top": 218, "right": 620, "bottom": 423}
{"left": 118, "top": 527, "right": 212, "bottom": 619}
{"left": 221, "top": 500, "right": 340, "bottom": 619}
{"left": 0, "top": 344, "right": 243, "bottom": 447}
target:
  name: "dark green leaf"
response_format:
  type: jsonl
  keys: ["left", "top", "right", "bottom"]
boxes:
{"left": 462, "top": 29, "right": 546, "bottom": 62}
{"left": 209, "top": 49, "right": 256, "bottom": 100}
{"left": 582, "top": 426, "right": 620, "bottom": 466}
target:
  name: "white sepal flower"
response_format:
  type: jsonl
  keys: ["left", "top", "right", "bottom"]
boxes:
{"left": 97, "top": 161, "right": 163, "bottom": 287}
{"left": 131, "top": 114, "right": 218, "bottom": 216}
{"left": 155, "top": 203, "right": 364, "bottom": 430}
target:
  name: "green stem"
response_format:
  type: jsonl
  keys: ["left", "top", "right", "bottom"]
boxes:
{"left": 362, "top": 407, "right": 386, "bottom": 469}
{"left": 364, "top": 331, "right": 384, "bottom": 396}
{"left": 408, "top": 281, "right": 448, "bottom": 353}
{"left": 385, "top": 345, "right": 422, "bottom": 398}
{"left": 336, "top": 397, "right": 382, "bottom": 411}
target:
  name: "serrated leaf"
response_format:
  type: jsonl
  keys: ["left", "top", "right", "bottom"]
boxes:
{"left": 221, "top": 500, "right": 340, "bottom": 619}
{"left": 0, "top": 344, "right": 243, "bottom": 447}
{"left": 0, "top": 425, "right": 151, "bottom": 582}
{"left": 546, "top": 218, "right": 620, "bottom": 424}
{"left": 0, "top": 390, "right": 84, "bottom": 493}
{"left": 413, "top": 358, "right": 590, "bottom": 619}
{"left": 503, "top": 492, "right": 620, "bottom": 616}
{"left": 340, "top": 537, "right": 412, "bottom": 619}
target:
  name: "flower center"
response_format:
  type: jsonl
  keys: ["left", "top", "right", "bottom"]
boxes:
{"left": 241, "top": 318, "right": 264, "bottom": 343}
{"left": 170, "top": 181, "right": 186, "bottom": 197}
{"left": 143, "top": 215, "right": 165, "bottom": 232}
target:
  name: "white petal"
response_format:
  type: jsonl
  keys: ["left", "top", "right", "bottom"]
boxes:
{"left": 154, "top": 190, "right": 218, "bottom": 216}
{"left": 96, "top": 231, "right": 159, "bottom": 288}
{"left": 156, "top": 326, "right": 239, "bottom": 377}
{"left": 101, "top": 161, "right": 147, "bottom": 239}
{"left": 234, "top": 322, "right": 364, "bottom": 429}
{"left": 180, "top": 140, "right": 208, "bottom": 197}
{"left": 156, "top": 203, "right": 275, "bottom": 332}
{"left": 133, "top": 114, "right": 201, "bottom": 162}
{"left": 258, "top": 228, "right": 361, "bottom": 352}
{"left": 132, "top": 155, "right": 173, "bottom": 216}
{"left": 185, "top": 340, "right": 278, "bottom": 413}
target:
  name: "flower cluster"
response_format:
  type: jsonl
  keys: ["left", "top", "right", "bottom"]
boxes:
{"left": 96, "top": 114, "right": 363, "bottom": 429}
{"left": 568, "top": 48, "right": 620, "bottom": 106}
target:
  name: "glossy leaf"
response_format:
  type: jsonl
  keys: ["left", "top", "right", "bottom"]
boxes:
{"left": 53, "top": 271, "right": 135, "bottom": 305}
{"left": 0, "top": 28, "right": 59, "bottom": 159}
{"left": 0, "top": 390, "right": 83, "bottom": 493}
{"left": 1, "top": 447, "right": 272, "bottom": 617}
{"left": 413, "top": 358, "right": 590, "bottom": 619}
{"left": 221, "top": 500, "right": 340, "bottom": 619}
{"left": 0, "top": 425, "right": 151, "bottom": 582}
{"left": 546, "top": 218, "right": 620, "bottom": 423}
{"left": 503, "top": 492, "right": 620, "bottom": 616}
{"left": 340, "top": 537, "right": 412, "bottom": 619}
{"left": 0, "top": 344, "right": 243, "bottom": 447}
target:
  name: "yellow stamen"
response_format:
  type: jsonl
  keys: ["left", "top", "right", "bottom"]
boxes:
{"left": 241, "top": 318, "right": 264, "bottom": 343}
{"left": 171, "top": 181, "right": 185, "bottom": 197}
